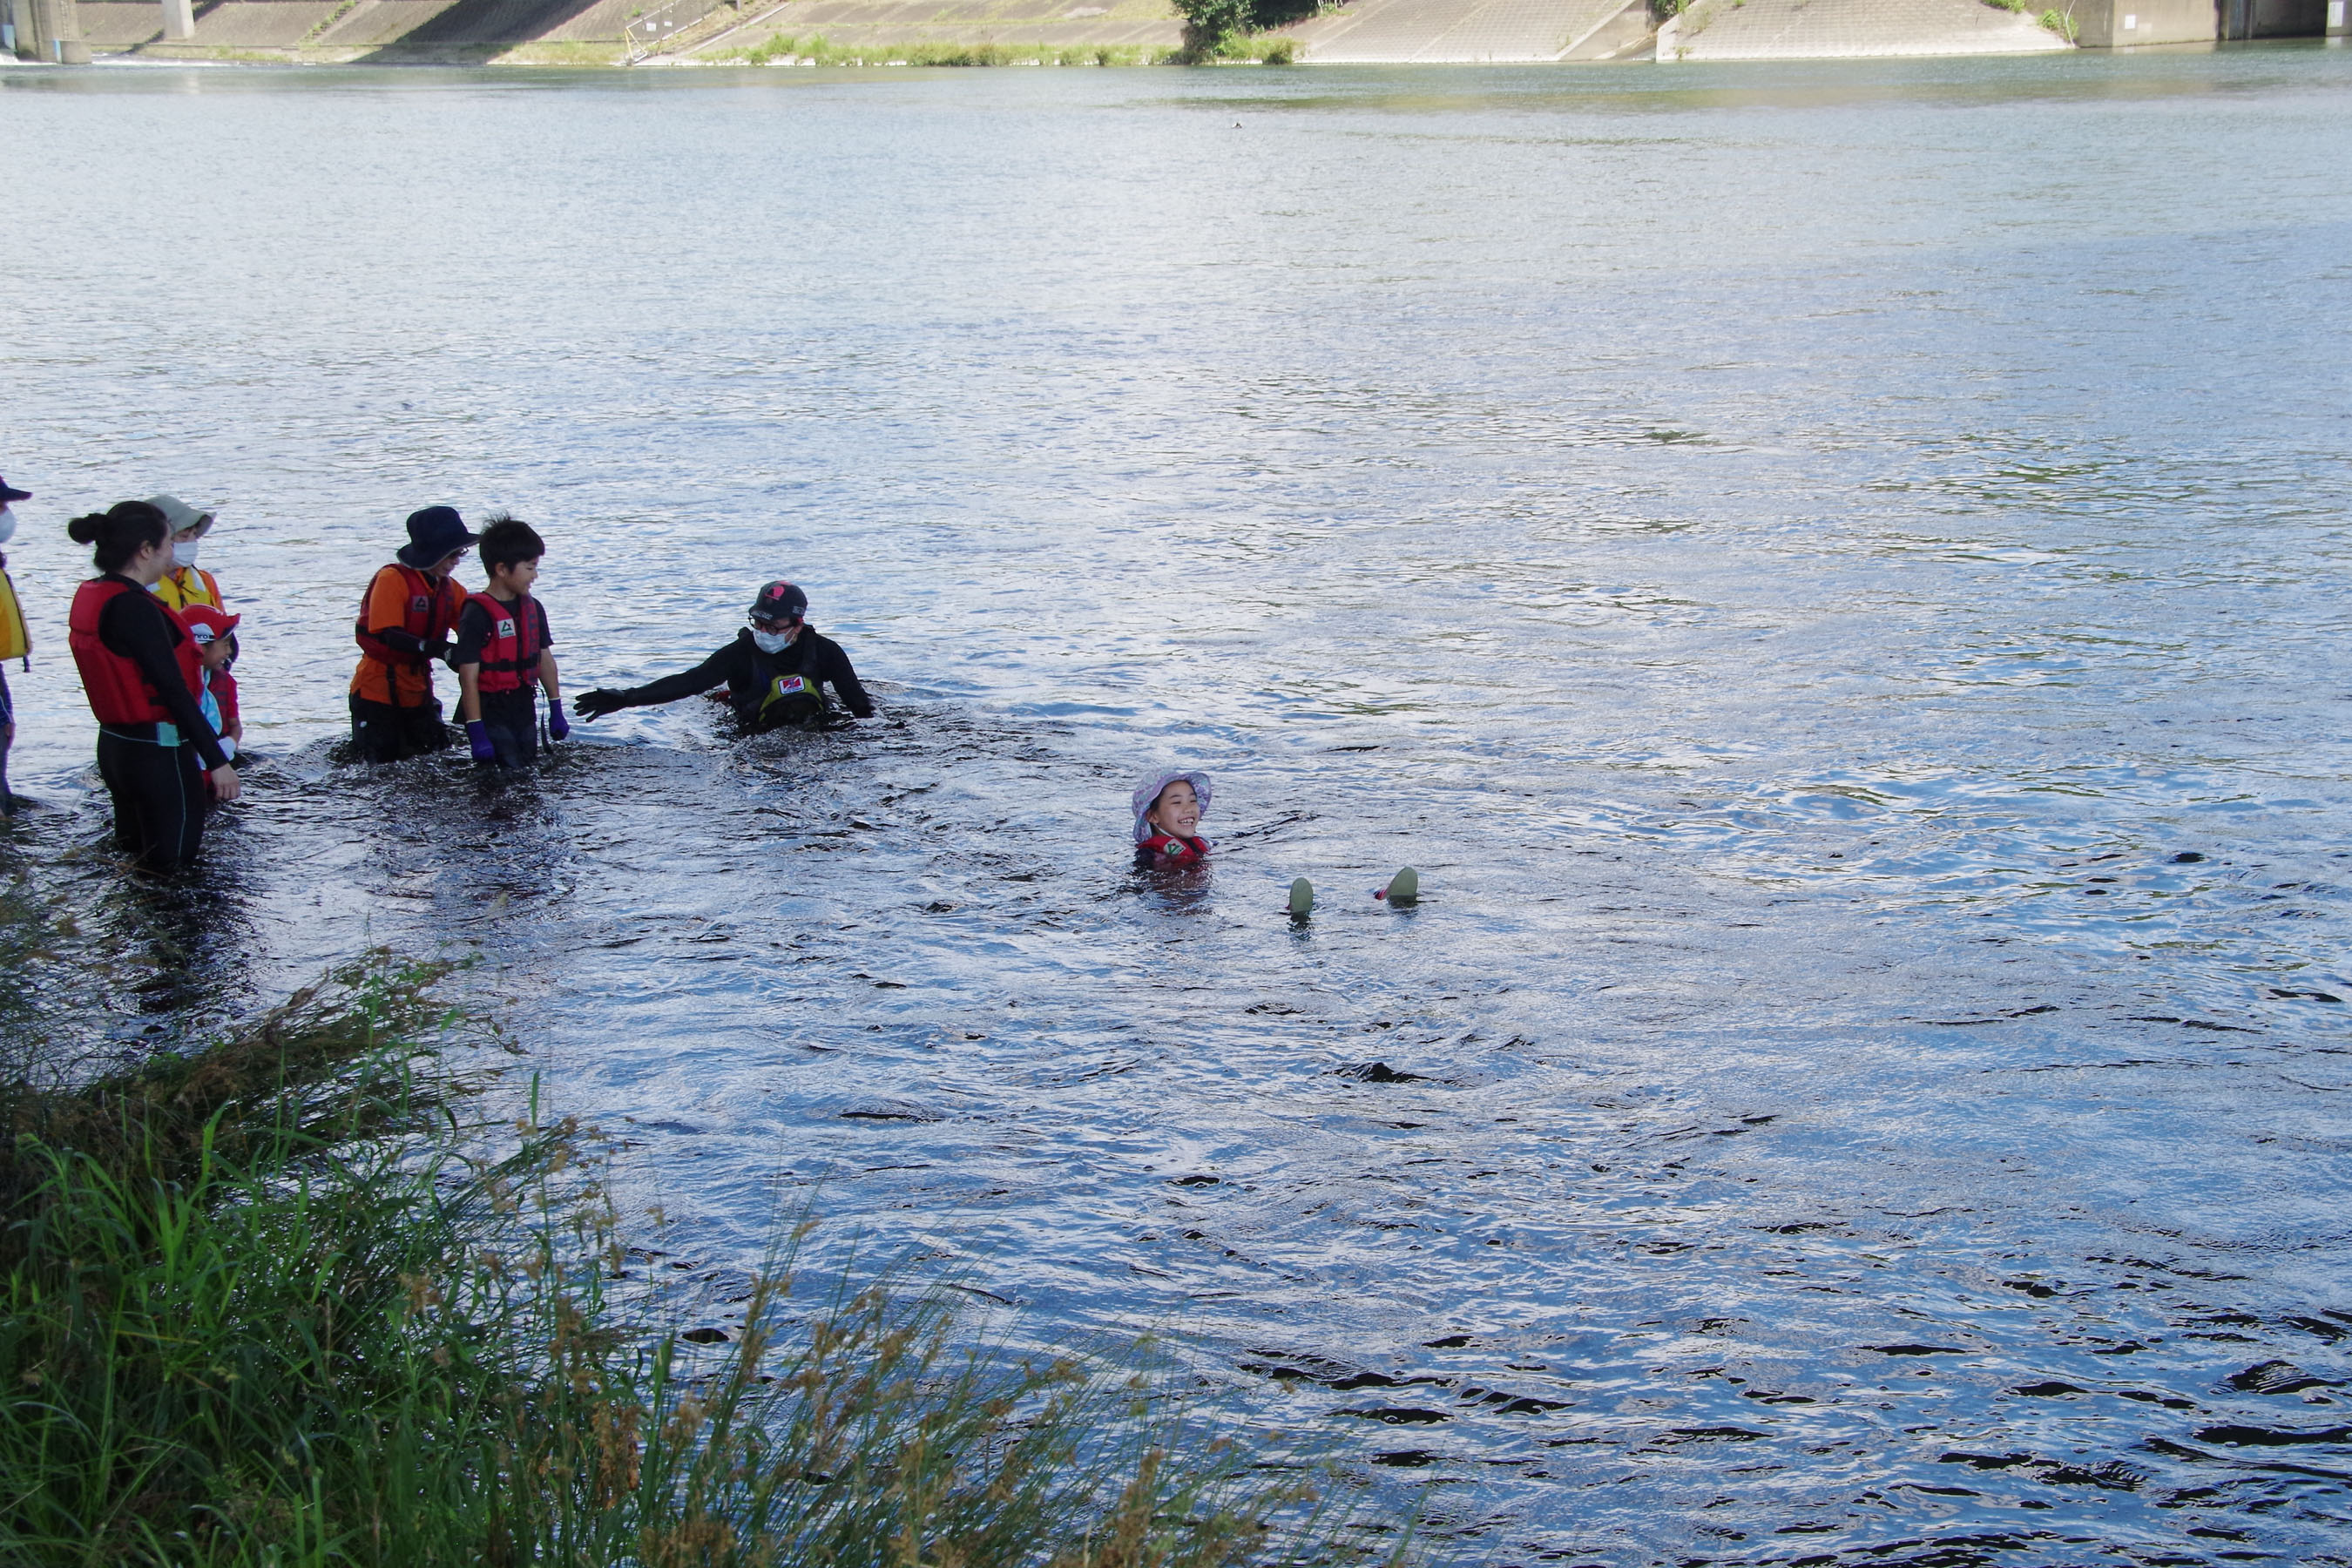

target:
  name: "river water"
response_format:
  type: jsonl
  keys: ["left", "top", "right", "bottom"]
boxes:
{"left": 5, "top": 44, "right": 2352, "bottom": 1565}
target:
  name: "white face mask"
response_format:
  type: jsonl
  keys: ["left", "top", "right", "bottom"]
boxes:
{"left": 752, "top": 628, "right": 792, "bottom": 655}
{"left": 172, "top": 537, "right": 201, "bottom": 570}
{"left": 0, "top": 507, "right": 16, "bottom": 546}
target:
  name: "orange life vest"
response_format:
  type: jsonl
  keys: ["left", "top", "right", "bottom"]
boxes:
{"left": 69, "top": 578, "right": 200, "bottom": 727}
{"left": 464, "top": 591, "right": 543, "bottom": 695}
{"left": 355, "top": 564, "right": 463, "bottom": 669}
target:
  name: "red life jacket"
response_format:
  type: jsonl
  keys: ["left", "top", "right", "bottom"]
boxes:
{"left": 464, "top": 591, "right": 542, "bottom": 694}
{"left": 68, "top": 578, "right": 201, "bottom": 727}
{"left": 1139, "top": 833, "right": 1210, "bottom": 866}
{"left": 354, "top": 564, "right": 463, "bottom": 669}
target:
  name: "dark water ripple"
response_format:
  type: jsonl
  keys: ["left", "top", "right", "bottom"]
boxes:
{"left": 5, "top": 46, "right": 2352, "bottom": 1565}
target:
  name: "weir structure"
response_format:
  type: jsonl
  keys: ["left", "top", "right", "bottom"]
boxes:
{"left": 7, "top": 0, "right": 2347, "bottom": 61}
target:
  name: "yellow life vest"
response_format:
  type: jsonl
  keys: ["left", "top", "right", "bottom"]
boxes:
{"left": 0, "top": 568, "right": 25, "bottom": 661}
{"left": 759, "top": 672, "right": 823, "bottom": 725}
{"left": 152, "top": 566, "right": 224, "bottom": 613}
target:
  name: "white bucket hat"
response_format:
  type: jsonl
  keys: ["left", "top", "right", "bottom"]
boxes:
{"left": 1132, "top": 769, "right": 1212, "bottom": 842}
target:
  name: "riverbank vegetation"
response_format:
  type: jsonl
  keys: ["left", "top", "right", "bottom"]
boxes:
{"left": 0, "top": 879, "right": 1406, "bottom": 1565}
{"left": 1169, "top": 0, "right": 1315, "bottom": 61}
{"left": 727, "top": 32, "right": 1297, "bottom": 65}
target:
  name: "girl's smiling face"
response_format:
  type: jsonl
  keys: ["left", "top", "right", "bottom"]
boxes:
{"left": 1147, "top": 780, "right": 1200, "bottom": 840}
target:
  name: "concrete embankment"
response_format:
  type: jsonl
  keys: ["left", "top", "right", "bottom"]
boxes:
{"left": 674, "top": 0, "right": 1181, "bottom": 63}
{"left": 1282, "top": 0, "right": 1648, "bottom": 62}
{"left": 17, "top": 0, "right": 2349, "bottom": 64}
{"left": 66, "top": 0, "right": 644, "bottom": 63}
{"left": 45, "top": 0, "right": 1185, "bottom": 61}
{"left": 1658, "top": 0, "right": 2065, "bottom": 61}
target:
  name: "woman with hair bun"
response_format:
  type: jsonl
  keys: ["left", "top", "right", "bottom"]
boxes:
{"left": 64, "top": 501, "right": 240, "bottom": 871}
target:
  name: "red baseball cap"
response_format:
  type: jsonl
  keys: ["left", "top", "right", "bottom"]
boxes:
{"left": 179, "top": 605, "right": 242, "bottom": 643}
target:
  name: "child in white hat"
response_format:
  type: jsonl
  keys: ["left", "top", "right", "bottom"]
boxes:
{"left": 1132, "top": 769, "right": 1211, "bottom": 868}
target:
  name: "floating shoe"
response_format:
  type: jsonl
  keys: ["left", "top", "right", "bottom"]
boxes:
{"left": 1380, "top": 867, "right": 1419, "bottom": 905}
{"left": 1288, "top": 877, "right": 1315, "bottom": 918}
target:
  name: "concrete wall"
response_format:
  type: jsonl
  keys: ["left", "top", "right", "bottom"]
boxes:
{"left": 2065, "top": 0, "right": 2330, "bottom": 44}
{"left": 1663, "top": 0, "right": 2065, "bottom": 61}
{"left": 2060, "top": 0, "right": 2214, "bottom": 47}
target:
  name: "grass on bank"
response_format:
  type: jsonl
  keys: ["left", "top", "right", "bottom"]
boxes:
{"left": 727, "top": 31, "right": 1297, "bottom": 65}
{"left": 0, "top": 902, "right": 1408, "bottom": 1565}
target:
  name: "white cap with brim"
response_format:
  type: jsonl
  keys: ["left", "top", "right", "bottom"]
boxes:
{"left": 145, "top": 495, "right": 215, "bottom": 537}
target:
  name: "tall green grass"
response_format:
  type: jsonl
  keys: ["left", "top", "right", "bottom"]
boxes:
{"left": 0, "top": 939, "right": 1411, "bottom": 1566}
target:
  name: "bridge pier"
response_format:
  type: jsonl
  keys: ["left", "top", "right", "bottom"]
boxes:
{"left": 159, "top": 0, "right": 193, "bottom": 37}
{"left": 8, "top": 0, "right": 91, "bottom": 59}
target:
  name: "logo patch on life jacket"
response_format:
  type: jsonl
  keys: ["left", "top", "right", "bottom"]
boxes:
{"left": 760, "top": 674, "right": 814, "bottom": 716}
{"left": 411, "top": 596, "right": 429, "bottom": 615}
{"left": 494, "top": 617, "right": 516, "bottom": 639}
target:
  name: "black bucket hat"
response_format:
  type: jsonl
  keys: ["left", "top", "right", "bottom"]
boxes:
{"left": 0, "top": 476, "right": 29, "bottom": 504}
{"left": 397, "top": 505, "right": 476, "bottom": 568}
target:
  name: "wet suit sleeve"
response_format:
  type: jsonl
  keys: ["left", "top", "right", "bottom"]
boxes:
{"left": 615, "top": 641, "right": 745, "bottom": 709}
{"left": 817, "top": 638, "right": 874, "bottom": 719}
{"left": 98, "top": 590, "right": 228, "bottom": 771}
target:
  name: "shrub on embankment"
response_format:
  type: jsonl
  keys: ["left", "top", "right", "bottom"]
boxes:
{"left": 1169, "top": 0, "right": 1312, "bottom": 62}
{"left": 0, "top": 892, "right": 1402, "bottom": 1565}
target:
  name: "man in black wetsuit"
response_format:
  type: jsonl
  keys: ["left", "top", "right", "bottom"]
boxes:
{"left": 571, "top": 580, "right": 875, "bottom": 733}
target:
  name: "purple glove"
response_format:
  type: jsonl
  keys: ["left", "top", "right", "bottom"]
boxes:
{"left": 466, "top": 720, "right": 497, "bottom": 763}
{"left": 547, "top": 705, "right": 570, "bottom": 742}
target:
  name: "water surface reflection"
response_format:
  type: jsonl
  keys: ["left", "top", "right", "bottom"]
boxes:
{"left": 3, "top": 45, "right": 2349, "bottom": 1566}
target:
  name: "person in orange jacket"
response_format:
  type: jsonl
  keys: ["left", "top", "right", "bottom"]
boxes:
{"left": 348, "top": 507, "right": 474, "bottom": 764}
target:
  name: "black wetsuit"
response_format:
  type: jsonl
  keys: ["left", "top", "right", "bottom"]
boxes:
{"left": 94, "top": 576, "right": 229, "bottom": 871}
{"left": 604, "top": 627, "right": 874, "bottom": 731}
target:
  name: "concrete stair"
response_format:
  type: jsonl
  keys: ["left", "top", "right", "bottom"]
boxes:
{"left": 1287, "top": 0, "right": 1641, "bottom": 60}
{"left": 1661, "top": 0, "right": 2068, "bottom": 59}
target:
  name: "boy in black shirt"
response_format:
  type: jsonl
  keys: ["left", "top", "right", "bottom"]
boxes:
{"left": 572, "top": 580, "right": 873, "bottom": 733}
{"left": 454, "top": 516, "right": 564, "bottom": 769}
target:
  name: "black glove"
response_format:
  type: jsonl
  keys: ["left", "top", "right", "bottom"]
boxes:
{"left": 574, "top": 689, "right": 629, "bottom": 721}
{"left": 424, "top": 639, "right": 454, "bottom": 663}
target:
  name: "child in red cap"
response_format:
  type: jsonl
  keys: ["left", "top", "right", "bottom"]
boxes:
{"left": 177, "top": 604, "right": 243, "bottom": 762}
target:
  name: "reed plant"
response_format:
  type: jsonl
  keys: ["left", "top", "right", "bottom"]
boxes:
{"left": 0, "top": 931, "right": 1409, "bottom": 1566}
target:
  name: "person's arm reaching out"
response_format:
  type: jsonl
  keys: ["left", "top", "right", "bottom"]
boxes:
{"left": 575, "top": 642, "right": 740, "bottom": 720}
